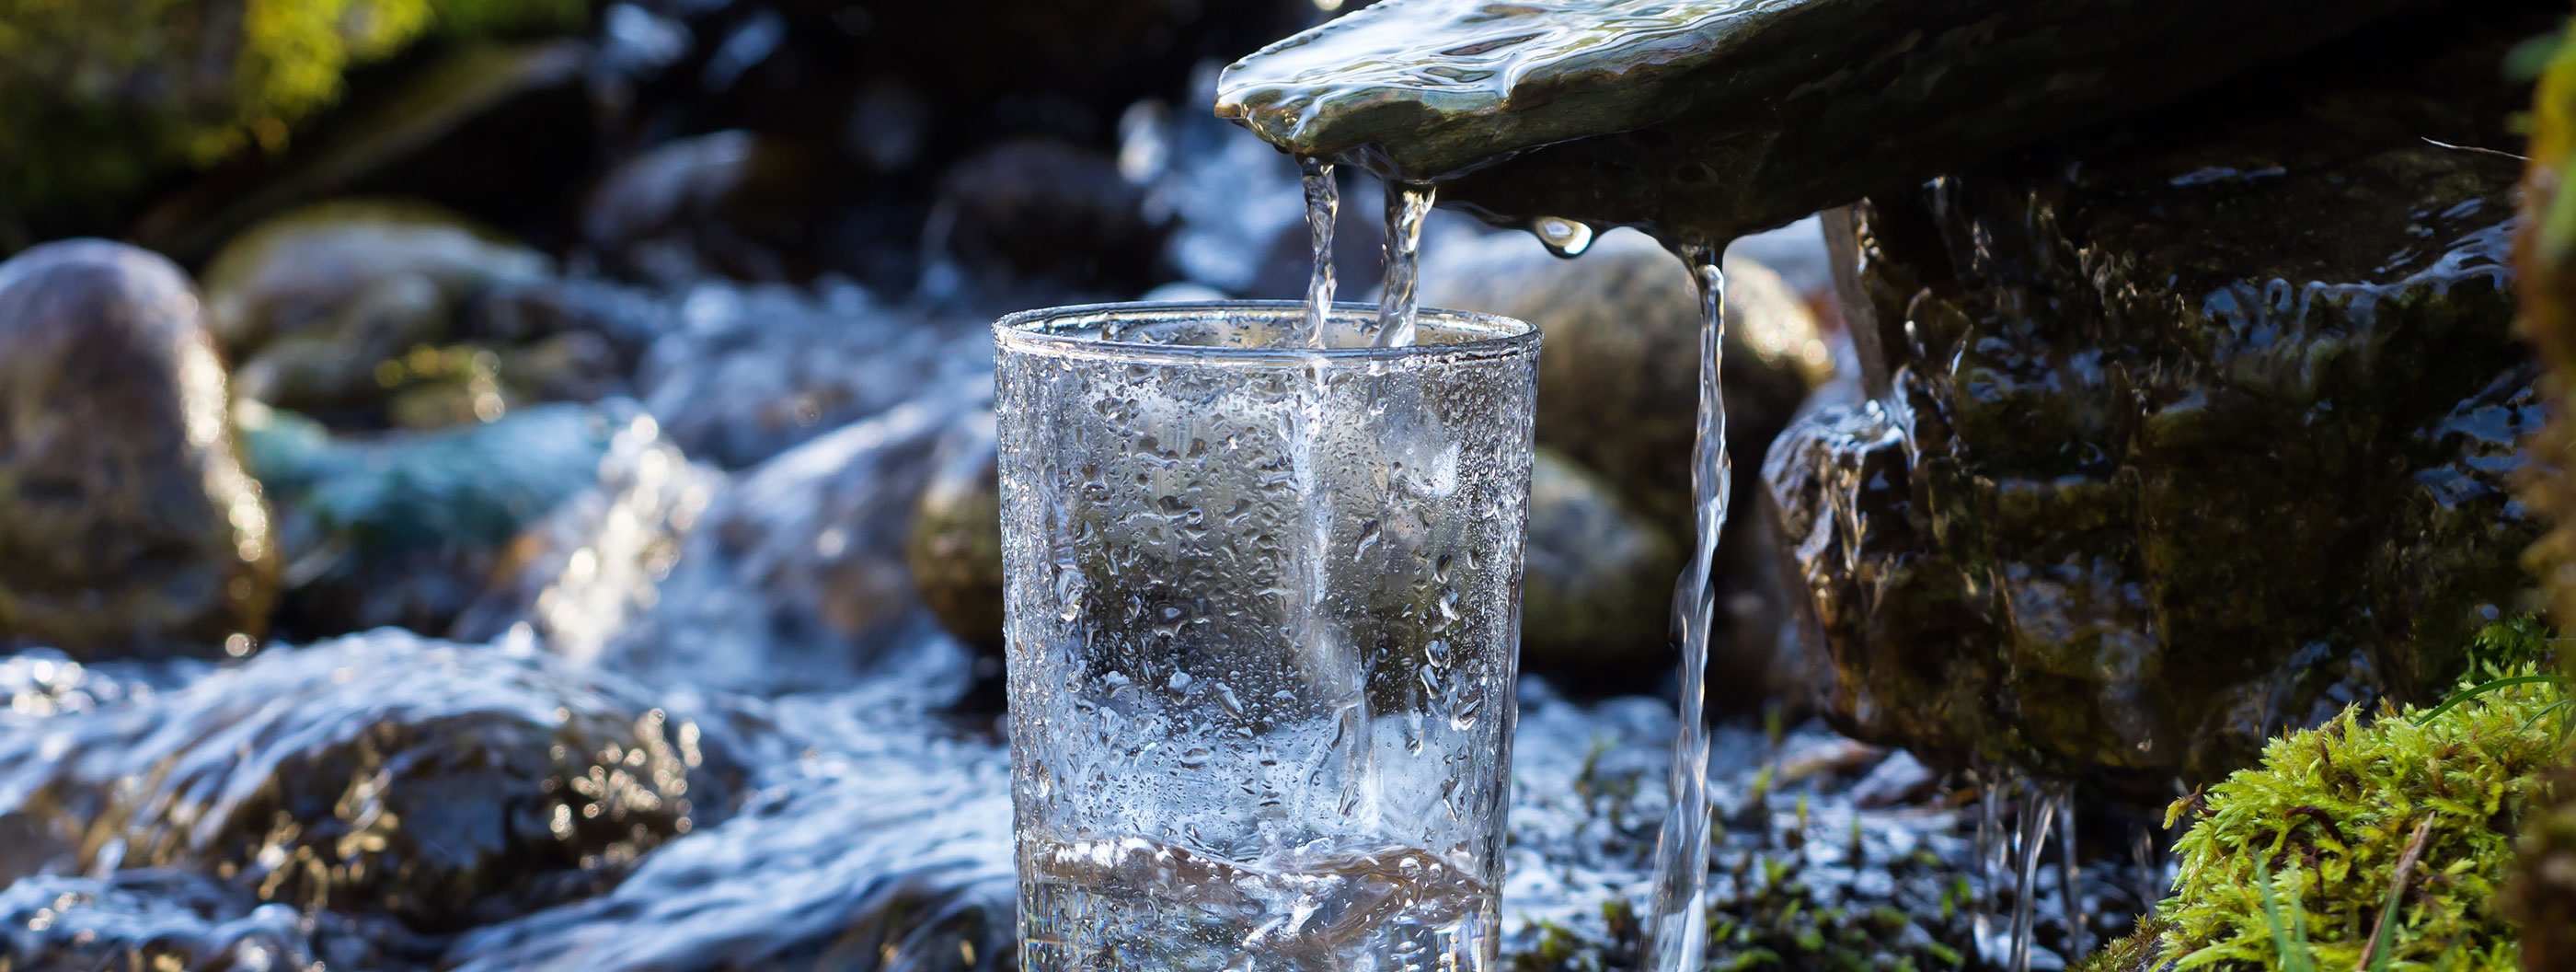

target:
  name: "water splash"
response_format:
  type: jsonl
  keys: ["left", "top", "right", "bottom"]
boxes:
{"left": 1967, "top": 770, "right": 2083, "bottom": 971}
{"left": 1641, "top": 245, "right": 1727, "bottom": 972}
{"left": 1531, "top": 217, "right": 1594, "bottom": 258}
{"left": 2007, "top": 787, "right": 2058, "bottom": 972}
{"left": 1372, "top": 182, "right": 1436, "bottom": 348}
{"left": 1299, "top": 156, "right": 1340, "bottom": 348}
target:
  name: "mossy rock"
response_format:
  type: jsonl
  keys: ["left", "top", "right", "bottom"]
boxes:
{"left": 0, "top": 0, "right": 584, "bottom": 225}
{"left": 2101, "top": 657, "right": 2562, "bottom": 970}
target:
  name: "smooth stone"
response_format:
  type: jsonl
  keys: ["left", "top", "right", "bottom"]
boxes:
{"left": 203, "top": 200, "right": 556, "bottom": 426}
{"left": 580, "top": 131, "right": 840, "bottom": 287}
{"left": 904, "top": 411, "right": 1005, "bottom": 657}
{"left": 1520, "top": 448, "right": 1680, "bottom": 675}
{"left": 930, "top": 136, "right": 1166, "bottom": 298}
{"left": 0, "top": 239, "right": 279, "bottom": 659}
{"left": 1216, "top": 0, "right": 2483, "bottom": 245}
{"left": 1765, "top": 22, "right": 2538, "bottom": 784}
{"left": 0, "top": 630, "right": 740, "bottom": 932}
{"left": 239, "top": 401, "right": 622, "bottom": 640}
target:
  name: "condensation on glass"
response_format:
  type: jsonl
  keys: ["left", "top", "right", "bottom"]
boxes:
{"left": 995, "top": 301, "right": 1539, "bottom": 972}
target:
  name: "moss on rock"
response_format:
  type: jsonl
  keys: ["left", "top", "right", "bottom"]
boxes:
{"left": 0, "top": 0, "right": 584, "bottom": 218}
{"left": 2137, "top": 658, "right": 2563, "bottom": 970}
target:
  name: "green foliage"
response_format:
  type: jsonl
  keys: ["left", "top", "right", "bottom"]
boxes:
{"left": 0, "top": 0, "right": 586, "bottom": 214}
{"left": 2151, "top": 664, "right": 2565, "bottom": 971}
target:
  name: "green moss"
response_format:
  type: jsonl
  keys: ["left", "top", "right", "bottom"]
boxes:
{"left": 2149, "top": 665, "right": 2564, "bottom": 971}
{"left": 0, "top": 0, "right": 586, "bottom": 214}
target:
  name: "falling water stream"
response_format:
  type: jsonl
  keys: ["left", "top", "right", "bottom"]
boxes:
{"left": 1639, "top": 244, "right": 1727, "bottom": 972}
{"left": 1374, "top": 182, "right": 1436, "bottom": 348}
{"left": 1299, "top": 157, "right": 1340, "bottom": 347}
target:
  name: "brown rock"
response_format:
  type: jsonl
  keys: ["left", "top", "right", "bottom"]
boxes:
{"left": 0, "top": 239, "right": 278, "bottom": 657}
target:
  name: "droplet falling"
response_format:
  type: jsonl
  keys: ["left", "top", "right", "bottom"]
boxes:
{"left": 1372, "top": 181, "right": 1435, "bottom": 349}
{"left": 1640, "top": 244, "right": 1728, "bottom": 972}
{"left": 1532, "top": 216, "right": 1594, "bottom": 258}
{"left": 2058, "top": 789, "right": 2082, "bottom": 959}
{"left": 1299, "top": 156, "right": 1340, "bottom": 349}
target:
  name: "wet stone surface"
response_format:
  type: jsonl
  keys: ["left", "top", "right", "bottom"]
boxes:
{"left": 240, "top": 401, "right": 627, "bottom": 641}
{"left": 0, "top": 869, "right": 434, "bottom": 972}
{"left": 1765, "top": 23, "right": 2541, "bottom": 785}
{"left": 0, "top": 239, "right": 279, "bottom": 659}
{"left": 1215, "top": 0, "right": 2457, "bottom": 244}
{"left": 0, "top": 630, "right": 739, "bottom": 933}
{"left": 205, "top": 201, "right": 670, "bottom": 432}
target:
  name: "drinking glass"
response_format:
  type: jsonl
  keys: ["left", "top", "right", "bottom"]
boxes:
{"left": 995, "top": 300, "right": 1539, "bottom": 972}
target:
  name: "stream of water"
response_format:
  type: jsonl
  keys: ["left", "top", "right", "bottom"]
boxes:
{"left": 1639, "top": 245, "right": 1727, "bottom": 972}
{"left": 1373, "top": 182, "right": 1435, "bottom": 348}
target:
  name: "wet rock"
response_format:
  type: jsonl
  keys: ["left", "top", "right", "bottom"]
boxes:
{"left": 1216, "top": 0, "right": 2473, "bottom": 245}
{"left": 602, "top": 390, "right": 989, "bottom": 696}
{"left": 0, "top": 630, "right": 738, "bottom": 932}
{"left": 451, "top": 409, "right": 726, "bottom": 664}
{"left": 0, "top": 869, "right": 433, "bottom": 972}
{"left": 204, "top": 201, "right": 549, "bottom": 426}
{"left": 904, "top": 412, "right": 1005, "bottom": 657}
{"left": 444, "top": 729, "right": 1018, "bottom": 972}
{"left": 930, "top": 137, "right": 1166, "bottom": 298}
{"left": 1765, "top": 29, "right": 2538, "bottom": 784}
{"left": 581, "top": 131, "right": 841, "bottom": 287}
{"left": 636, "top": 282, "right": 988, "bottom": 469}
{"left": 0, "top": 239, "right": 279, "bottom": 659}
{"left": 1520, "top": 448, "right": 1679, "bottom": 676}
{"left": 240, "top": 401, "right": 622, "bottom": 639}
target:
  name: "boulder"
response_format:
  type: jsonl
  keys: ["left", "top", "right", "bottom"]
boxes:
{"left": 203, "top": 200, "right": 660, "bottom": 430}
{"left": 1765, "top": 27, "right": 2538, "bottom": 783}
{"left": 1519, "top": 448, "right": 1681, "bottom": 675}
{"left": 0, "top": 239, "right": 279, "bottom": 659}
{"left": 0, "top": 630, "right": 738, "bottom": 932}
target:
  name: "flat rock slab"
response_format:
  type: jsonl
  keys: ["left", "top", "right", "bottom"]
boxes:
{"left": 1217, "top": 0, "right": 2499, "bottom": 243}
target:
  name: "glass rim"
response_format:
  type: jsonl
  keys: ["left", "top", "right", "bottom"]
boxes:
{"left": 993, "top": 300, "right": 1538, "bottom": 367}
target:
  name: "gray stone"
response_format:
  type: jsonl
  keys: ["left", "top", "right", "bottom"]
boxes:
{"left": 0, "top": 239, "right": 279, "bottom": 658}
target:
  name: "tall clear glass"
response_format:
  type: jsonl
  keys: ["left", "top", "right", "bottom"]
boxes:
{"left": 995, "top": 301, "right": 1539, "bottom": 972}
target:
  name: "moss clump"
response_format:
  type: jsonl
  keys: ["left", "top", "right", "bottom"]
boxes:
{"left": 2148, "top": 663, "right": 2564, "bottom": 970}
{"left": 0, "top": 0, "right": 585, "bottom": 216}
